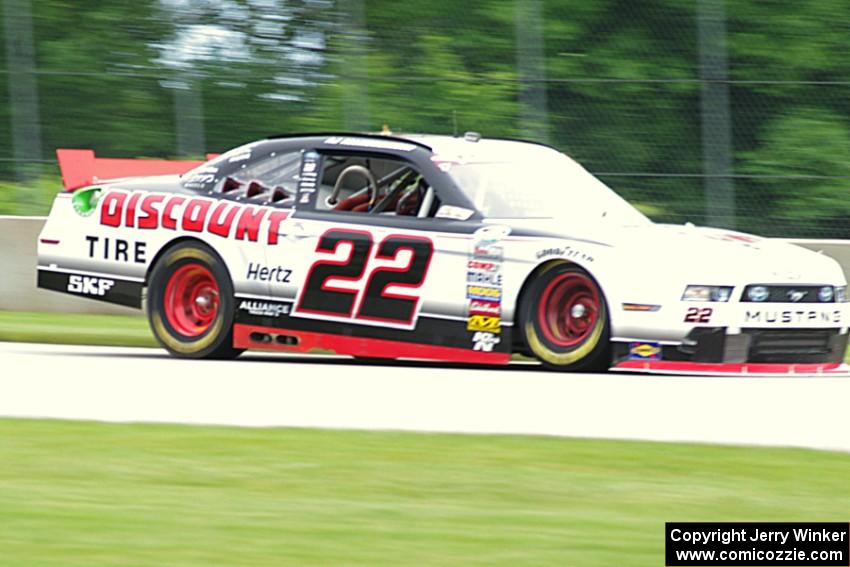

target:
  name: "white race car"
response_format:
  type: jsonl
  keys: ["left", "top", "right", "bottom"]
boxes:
{"left": 37, "top": 133, "right": 850, "bottom": 375}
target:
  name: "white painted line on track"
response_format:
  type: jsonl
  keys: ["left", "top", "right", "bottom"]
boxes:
{"left": 2, "top": 341, "right": 849, "bottom": 452}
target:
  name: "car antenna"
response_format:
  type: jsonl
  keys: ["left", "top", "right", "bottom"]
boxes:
{"left": 452, "top": 110, "right": 458, "bottom": 137}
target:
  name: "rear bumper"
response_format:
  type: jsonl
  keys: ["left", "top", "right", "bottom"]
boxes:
{"left": 613, "top": 327, "right": 849, "bottom": 375}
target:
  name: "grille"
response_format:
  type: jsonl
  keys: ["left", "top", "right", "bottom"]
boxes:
{"left": 743, "top": 328, "right": 836, "bottom": 362}
{"left": 740, "top": 285, "right": 834, "bottom": 303}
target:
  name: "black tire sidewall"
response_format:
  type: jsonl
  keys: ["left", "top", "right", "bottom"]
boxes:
{"left": 520, "top": 263, "right": 611, "bottom": 372}
{"left": 147, "top": 242, "right": 239, "bottom": 359}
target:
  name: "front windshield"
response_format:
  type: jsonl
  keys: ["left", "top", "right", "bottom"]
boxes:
{"left": 446, "top": 152, "right": 650, "bottom": 225}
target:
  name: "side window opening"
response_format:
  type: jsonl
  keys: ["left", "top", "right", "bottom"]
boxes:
{"left": 215, "top": 151, "right": 302, "bottom": 205}
{"left": 315, "top": 154, "right": 439, "bottom": 217}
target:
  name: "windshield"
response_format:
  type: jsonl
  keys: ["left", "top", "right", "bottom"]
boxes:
{"left": 446, "top": 153, "right": 650, "bottom": 225}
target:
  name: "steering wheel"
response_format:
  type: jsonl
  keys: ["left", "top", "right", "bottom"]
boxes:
{"left": 327, "top": 165, "right": 379, "bottom": 210}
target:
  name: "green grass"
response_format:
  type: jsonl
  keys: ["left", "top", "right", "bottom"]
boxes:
{"left": 0, "top": 310, "right": 155, "bottom": 347}
{"left": 0, "top": 419, "right": 848, "bottom": 567}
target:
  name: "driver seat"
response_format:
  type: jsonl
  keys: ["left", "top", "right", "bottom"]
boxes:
{"left": 334, "top": 192, "right": 371, "bottom": 212}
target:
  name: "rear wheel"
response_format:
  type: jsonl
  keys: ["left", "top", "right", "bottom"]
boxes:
{"left": 147, "top": 242, "right": 243, "bottom": 359}
{"left": 519, "top": 263, "right": 610, "bottom": 372}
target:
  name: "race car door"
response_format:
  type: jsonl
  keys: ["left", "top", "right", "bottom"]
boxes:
{"left": 265, "top": 148, "right": 506, "bottom": 361}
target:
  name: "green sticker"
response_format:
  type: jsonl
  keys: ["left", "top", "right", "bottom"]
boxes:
{"left": 72, "top": 187, "right": 101, "bottom": 217}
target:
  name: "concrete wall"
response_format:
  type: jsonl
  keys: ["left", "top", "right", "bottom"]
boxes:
{"left": 2, "top": 216, "right": 850, "bottom": 314}
{"left": 0, "top": 216, "right": 136, "bottom": 314}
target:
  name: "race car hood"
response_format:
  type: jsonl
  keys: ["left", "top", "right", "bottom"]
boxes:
{"left": 612, "top": 224, "right": 845, "bottom": 284}
{"left": 504, "top": 219, "right": 846, "bottom": 285}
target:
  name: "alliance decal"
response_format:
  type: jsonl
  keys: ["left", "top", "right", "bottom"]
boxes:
{"left": 97, "top": 190, "right": 291, "bottom": 245}
{"left": 239, "top": 300, "right": 290, "bottom": 318}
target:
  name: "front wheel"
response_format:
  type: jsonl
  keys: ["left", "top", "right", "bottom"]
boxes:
{"left": 147, "top": 241, "right": 243, "bottom": 359}
{"left": 519, "top": 263, "right": 611, "bottom": 372}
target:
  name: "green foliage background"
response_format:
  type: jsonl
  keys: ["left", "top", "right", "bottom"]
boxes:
{"left": 1, "top": 0, "right": 850, "bottom": 237}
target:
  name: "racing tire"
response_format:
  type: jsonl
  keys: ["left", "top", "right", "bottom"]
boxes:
{"left": 519, "top": 263, "right": 611, "bottom": 372}
{"left": 147, "top": 241, "right": 244, "bottom": 360}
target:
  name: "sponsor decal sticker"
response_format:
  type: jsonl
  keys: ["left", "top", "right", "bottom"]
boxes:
{"left": 472, "top": 243, "right": 503, "bottom": 261}
{"left": 471, "top": 331, "right": 500, "bottom": 352}
{"left": 98, "top": 190, "right": 291, "bottom": 245}
{"left": 629, "top": 342, "right": 662, "bottom": 361}
{"left": 86, "top": 236, "right": 147, "bottom": 264}
{"left": 239, "top": 300, "right": 290, "bottom": 318}
{"left": 467, "top": 315, "right": 501, "bottom": 334}
{"left": 435, "top": 205, "right": 474, "bottom": 220}
{"left": 468, "top": 260, "right": 498, "bottom": 272}
{"left": 67, "top": 275, "right": 114, "bottom": 296}
{"left": 246, "top": 263, "right": 292, "bottom": 283}
{"left": 467, "top": 285, "right": 502, "bottom": 301}
{"left": 467, "top": 227, "right": 505, "bottom": 342}
{"left": 466, "top": 270, "right": 502, "bottom": 286}
{"left": 469, "top": 299, "right": 501, "bottom": 316}
{"left": 536, "top": 245, "right": 594, "bottom": 263}
{"left": 72, "top": 187, "right": 102, "bottom": 217}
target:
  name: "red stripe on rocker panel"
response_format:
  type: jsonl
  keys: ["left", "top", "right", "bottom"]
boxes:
{"left": 232, "top": 324, "right": 511, "bottom": 365}
{"left": 613, "top": 360, "right": 849, "bottom": 376}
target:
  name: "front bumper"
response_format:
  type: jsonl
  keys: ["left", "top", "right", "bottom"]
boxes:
{"left": 612, "top": 327, "right": 850, "bottom": 376}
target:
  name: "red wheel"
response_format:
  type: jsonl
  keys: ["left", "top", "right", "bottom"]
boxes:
{"left": 520, "top": 263, "right": 610, "bottom": 371}
{"left": 147, "top": 242, "right": 243, "bottom": 359}
{"left": 164, "top": 263, "right": 220, "bottom": 337}
{"left": 536, "top": 272, "right": 601, "bottom": 348}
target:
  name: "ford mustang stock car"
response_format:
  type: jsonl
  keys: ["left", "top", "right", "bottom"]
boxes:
{"left": 36, "top": 132, "right": 850, "bottom": 375}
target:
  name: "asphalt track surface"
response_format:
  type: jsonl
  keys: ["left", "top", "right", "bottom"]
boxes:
{"left": 2, "top": 341, "right": 849, "bottom": 452}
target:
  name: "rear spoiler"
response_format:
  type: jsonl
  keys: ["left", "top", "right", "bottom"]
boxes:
{"left": 56, "top": 149, "right": 220, "bottom": 191}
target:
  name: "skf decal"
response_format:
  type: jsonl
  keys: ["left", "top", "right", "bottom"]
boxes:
{"left": 469, "top": 300, "right": 501, "bottom": 317}
{"left": 467, "top": 315, "right": 501, "bottom": 334}
{"left": 98, "top": 190, "right": 291, "bottom": 245}
{"left": 745, "top": 310, "right": 841, "bottom": 324}
{"left": 467, "top": 285, "right": 502, "bottom": 301}
{"left": 472, "top": 331, "right": 500, "bottom": 352}
{"left": 629, "top": 342, "right": 661, "bottom": 361}
{"left": 67, "top": 275, "right": 114, "bottom": 296}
